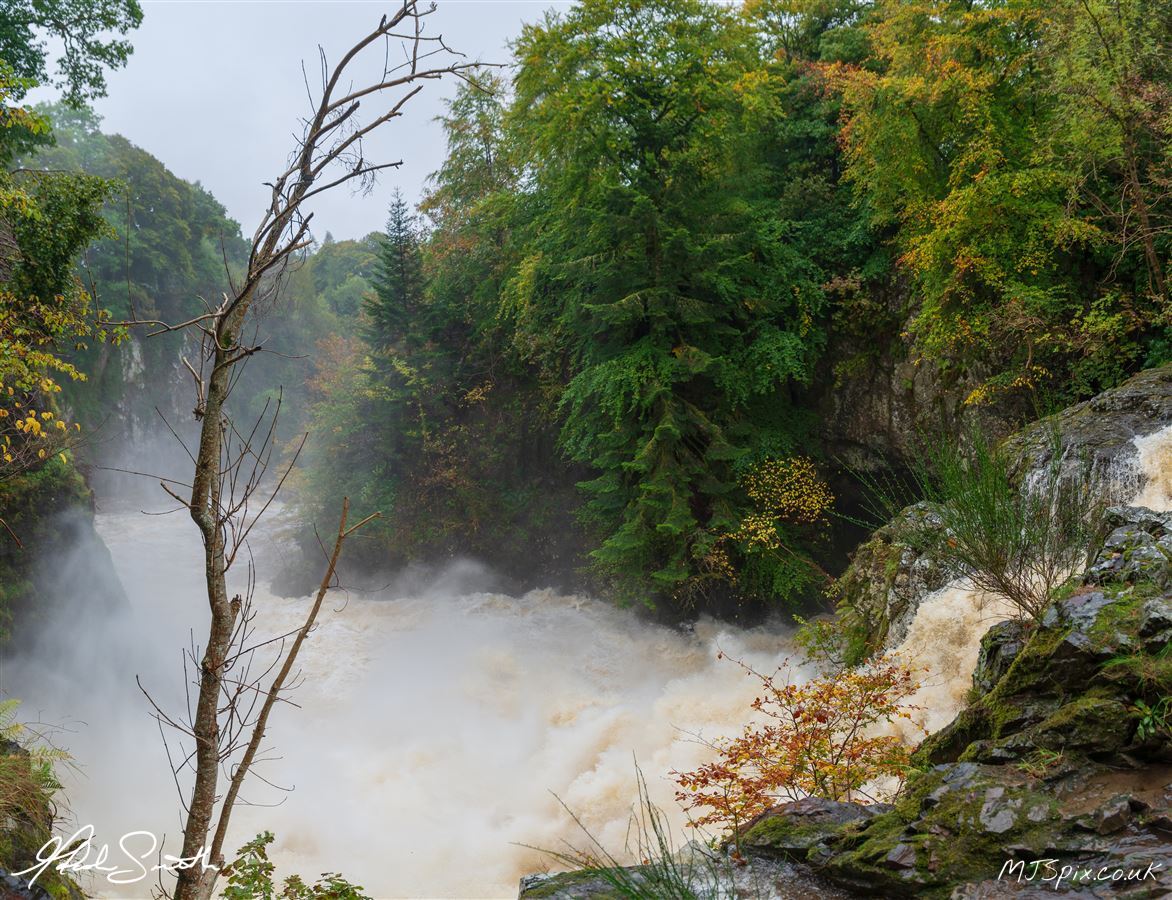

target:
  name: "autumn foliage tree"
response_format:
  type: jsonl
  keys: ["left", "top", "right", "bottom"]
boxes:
{"left": 0, "top": 2, "right": 138, "bottom": 518}
{"left": 673, "top": 651, "right": 922, "bottom": 834}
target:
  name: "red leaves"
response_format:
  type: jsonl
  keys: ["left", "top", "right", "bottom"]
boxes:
{"left": 671, "top": 653, "right": 923, "bottom": 832}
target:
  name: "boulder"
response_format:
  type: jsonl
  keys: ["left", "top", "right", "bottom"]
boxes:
{"left": 832, "top": 503, "right": 958, "bottom": 657}
{"left": 806, "top": 510, "right": 1172, "bottom": 896}
{"left": 739, "top": 798, "right": 892, "bottom": 861}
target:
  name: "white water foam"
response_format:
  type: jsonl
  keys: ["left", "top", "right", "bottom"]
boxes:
{"left": 6, "top": 508, "right": 803, "bottom": 898}
{"left": 12, "top": 424, "right": 1172, "bottom": 897}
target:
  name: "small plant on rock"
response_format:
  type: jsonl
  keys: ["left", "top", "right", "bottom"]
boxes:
{"left": 863, "top": 426, "right": 1108, "bottom": 624}
{"left": 671, "top": 650, "right": 923, "bottom": 834}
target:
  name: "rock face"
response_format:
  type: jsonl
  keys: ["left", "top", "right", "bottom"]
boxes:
{"left": 1003, "top": 365, "right": 1172, "bottom": 494}
{"left": 517, "top": 847, "right": 858, "bottom": 900}
{"left": 836, "top": 365, "right": 1172, "bottom": 655}
{"left": 831, "top": 503, "right": 958, "bottom": 658}
{"left": 808, "top": 506, "right": 1172, "bottom": 896}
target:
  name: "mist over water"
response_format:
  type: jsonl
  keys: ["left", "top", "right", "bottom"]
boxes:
{"left": 5, "top": 490, "right": 801, "bottom": 898}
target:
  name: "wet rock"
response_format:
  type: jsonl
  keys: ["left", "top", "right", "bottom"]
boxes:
{"left": 518, "top": 847, "right": 864, "bottom": 899}
{"left": 740, "top": 798, "right": 891, "bottom": 860}
{"left": 832, "top": 503, "right": 958, "bottom": 655}
{"left": 783, "top": 528, "right": 1172, "bottom": 897}
{"left": 883, "top": 843, "right": 917, "bottom": 869}
{"left": 838, "top": 367, "right": 1172, "bottom": 655}
{"left": 1084, "top": 507, "right": 1172, "bottom": 589}
{"left": 973, "top": 620, "right": 1029, "bottom": 697}
{"left": 0, "top": 872, "right": 51, "bottom": 900}
{"left": 1093, "top": 797, "right": 1132, "bottom": 835}
{"left": 1003, "top": 365, "right": 1172, "bottom": 495}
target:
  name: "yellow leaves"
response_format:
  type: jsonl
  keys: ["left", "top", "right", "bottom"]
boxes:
{"left": 15, "top": 414, "right": 42, "bottom": 436}
{"left": 742, "top": 457, "right": 834, "bottom": 526}
{"left": 462, "top": 382, "right": 493, "bottom": 406}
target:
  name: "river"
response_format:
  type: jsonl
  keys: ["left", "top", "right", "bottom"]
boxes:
{"left": 6, "top": 421, "right": 1172, "bottom": 898}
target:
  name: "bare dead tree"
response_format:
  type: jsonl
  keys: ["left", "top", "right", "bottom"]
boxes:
{"left": 110, "top": 5, "right": 484, "bottom": 898}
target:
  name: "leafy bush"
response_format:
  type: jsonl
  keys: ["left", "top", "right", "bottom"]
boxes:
{"left": 222, "top": 832, "right": 370, "bottom": 900}
{"left": 672, "top": 651, "right": 922, "bottom": 834}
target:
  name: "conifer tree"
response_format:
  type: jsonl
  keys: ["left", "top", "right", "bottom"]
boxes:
{"left": 364, "top": 189, "right": 424, "bottom": 355}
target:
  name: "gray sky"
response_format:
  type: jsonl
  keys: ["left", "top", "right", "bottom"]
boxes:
{"left": 64, "top": 1, "right": 572, "bottom": 241}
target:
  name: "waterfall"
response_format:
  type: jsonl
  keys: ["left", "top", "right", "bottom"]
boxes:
{"left": 10, "top": 425, "right": 1172, "bottom": 897}
{"left": 884, "top": 422, "right": 1172, "bottom": 742}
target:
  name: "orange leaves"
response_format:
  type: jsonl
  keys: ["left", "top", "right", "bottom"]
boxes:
{"left": 672, "top": 653, "right": 923, "bottom": 832}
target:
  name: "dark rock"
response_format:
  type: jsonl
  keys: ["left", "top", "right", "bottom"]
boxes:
{"left": 883, "top": 843, "right": 917, "bottom": 869}
{"left": 832, "top": 502, "right": 958, "bottom": 654}
{"left": 973, "top": 620, "right": 1030, "bottom": 697}
{"left": 837, "top": 368, "right": 1172, "bottom": 655}
{"left": 1093, "top": 797, "right": 1132, "bottom": 835}
{"left": 740, "top": 798, "right": 890, "bottom": 860}
{"left": 0, "top": 872, "right": 51, "bottom": 900}
{"left": 1004, "top": 366, "right": 1172, "bottom": 497}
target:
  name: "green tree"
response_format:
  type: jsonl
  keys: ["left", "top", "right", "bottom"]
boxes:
{"left": 506, "top": 0, "right": 829, "bottom": 606}
{"left": 837, "top": 0, "right": 1171, "bottom": 405}
{"left": 364, "top": 189, "right": 424, "bottom": 354}
{"left": 0, "top": 0, "right": 142, "bottom": 106}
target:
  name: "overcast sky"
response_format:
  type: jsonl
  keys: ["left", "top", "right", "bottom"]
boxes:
{"left": 56, "top": 1, "right": 573, "bottom": 241}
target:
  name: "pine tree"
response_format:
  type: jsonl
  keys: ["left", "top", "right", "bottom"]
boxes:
{"left": 363, "top": 189, "right": 424, "bottom": 355}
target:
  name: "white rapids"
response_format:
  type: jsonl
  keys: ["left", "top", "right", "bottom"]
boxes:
{"left": 5, "top": 505, "right": 803, "bottom": 898}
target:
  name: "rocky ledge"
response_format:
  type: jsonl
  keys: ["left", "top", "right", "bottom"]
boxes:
{"left": 835, "top": 364, "right": 1172, "bottom": 659}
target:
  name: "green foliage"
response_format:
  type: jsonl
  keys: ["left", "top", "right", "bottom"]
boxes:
{"left": 503, "top": 0, "right": 851, "bottom": 607}
{"left": 899, "top": 428, "right": 1107, "bottom": 622}
{"left": 222, "top": 832, "right": 371, "bottom": 900}
{"left": 1131, "top": 697, "right": 1172, "bottom": 742}
{"left": 19, "top": 104, "right": 267, "bottom": 431}
{"left": 837, "top": 0, "right": 1172, "bottom": 406}
{"left": 294, "top": 0, "right": 1169, "bottom": 617}
{"left": 364, "top": 189, "right": 424, "bottom": 355}
{"left": 0, "top": 98, "right": 123, "bottom": 498}
{"left": 297, "top": 0, "right": 879, "bottom": 612}
{"left": 0, "top": 0, "right": 142, "bottom": 107}
{"left": 0, "top": 699, "right": 69, "bottom": 796}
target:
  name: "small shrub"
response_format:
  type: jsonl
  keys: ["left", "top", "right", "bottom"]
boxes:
{"left": 1132, "top": 698, "right": 1172, "bottom": 742}
{"left": 671, "top": 652, "right": 922, "bottom": 834}
{"left": 915, "top": 427, "right": 1105, "bottom": 622}
{"left": 221, "top": 832, "right": 371, "bottom": 900}
{"left": 859, "top": 426, "right": 1107, "bottom": 623}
